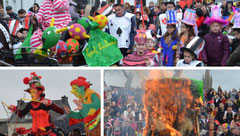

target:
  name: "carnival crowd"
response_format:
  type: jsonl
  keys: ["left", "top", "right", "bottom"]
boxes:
{"left": 104, "top": 86, "right": 145, "bottom": 136}
{"left": 0, "top": 0, "right": 240, "bottom": 66}
{"left": 200, "top": 86, "right": 240, "bottom": 136}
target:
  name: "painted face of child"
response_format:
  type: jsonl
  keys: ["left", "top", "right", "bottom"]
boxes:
{"left": 135, "top": 44, "right": 146, "bottom": 55}
{"left": 234, "top": 31, "right": 240, "bottom": 40}
{"left": 183, "top": 51, "right": 194, "bottom": 63}
{"left": 210, "top": 22, "right": 221, "bottom": 33}
{"left": 30, "top": 88, "right": 38, "bottom": 100}
{"left": 146, "top": 39, "right": 154, "bottom": 50}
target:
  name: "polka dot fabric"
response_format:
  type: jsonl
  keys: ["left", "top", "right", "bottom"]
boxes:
{"left": 66, "top": 38, "right": 80, "bottom": 54}
{"left": 94, "top": 15, "right": 108, "bottom": 29}
{"left": 51, "top": 40, "right": 68, "bottom": 56}
{"left": 68, "top": 23, "right": 87, "bottom": 40}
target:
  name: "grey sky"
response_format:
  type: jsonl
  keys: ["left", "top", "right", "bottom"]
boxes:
{"left": 0, "top": 69, "right": 101, "bottom": 119}
{"left": 105, "top": 69, "right": 240, "bottom": 92}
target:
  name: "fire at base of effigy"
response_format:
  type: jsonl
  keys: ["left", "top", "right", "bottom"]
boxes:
{"left": 143, "top": 78, "right": 203, "bottom": 136}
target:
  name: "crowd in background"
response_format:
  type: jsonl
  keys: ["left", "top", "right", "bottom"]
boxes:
{"left": 104, "top": 86, "right": 145, "bottom": 136}
{"left": 200, "top": 86, "right": 240, "bottom": 136}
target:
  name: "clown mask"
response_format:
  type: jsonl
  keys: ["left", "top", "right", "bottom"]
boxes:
{"left": 71, "top": 85, "right": 86, "bottom": 99}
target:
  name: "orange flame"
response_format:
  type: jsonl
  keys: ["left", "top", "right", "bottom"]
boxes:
{"left": 143, "top": 70, "right": 201, "bottom": 136}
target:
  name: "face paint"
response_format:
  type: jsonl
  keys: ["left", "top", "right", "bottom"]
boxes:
{"left": 30, "top": 88, "right": 39, "bottom": 100}
{"left": 71, "top": 85, "right": 86, "bottom": 98}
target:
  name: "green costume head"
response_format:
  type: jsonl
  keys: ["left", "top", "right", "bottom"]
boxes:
{"left": 42, "top": 27, "right": 60, "bottom": 49}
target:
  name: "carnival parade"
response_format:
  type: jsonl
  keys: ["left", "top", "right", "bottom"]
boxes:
{"left": 0, "top": 71, "right": 101, "bottom": 136}
{"left": 0, "top": 0, "right": 239, "bottom": 66}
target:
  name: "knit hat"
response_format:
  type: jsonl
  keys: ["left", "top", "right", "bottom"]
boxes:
{"left": 222, "top": 123, "right": 230, "bottom": 130}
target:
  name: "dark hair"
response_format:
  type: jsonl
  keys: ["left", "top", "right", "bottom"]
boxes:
{"left": 137, "top": 20, "right": 149, "bottom": 29}
{"left": 233, "top": 28, "right": 240, "bottom": 33}
{"left": 18, "top": 9, "right": 26, "bottom": 14}
{"left": 33, "top": 3, "right": 40, "bottom": 9}
{"left": 178, "top": 23, "right": 196, "bottom": 46}
{"left": 113, "top": 4, "right": 124, "bottom": 8}
{"left": 196, "top": 8, "right": 203, "bottom": 17}
{"left": 166, "top": 2, "right": 175, "bottom": 7}
{"left": 0, "top": 4, "right": 3, "bottom": 8}
{"left": 234, "top": 113, "right": 240, "bottom": 122}
{"left": 161, "top": 2, "right": 166, "bottom": 6}
{"left": 29, "top": 7, "right": 34, "bottom": 12}
{"left": 163, "top": 24, "right": 178, "bottom": 41}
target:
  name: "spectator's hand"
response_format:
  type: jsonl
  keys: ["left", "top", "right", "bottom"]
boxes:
{"left": 127, "top": 49, "right": 132, "bottom": 54}
{"left": 63, "top": 105, "right": 70, "bottom": 114}
{"left": 144, "top": 57, "right": 151, "bottom": 65}
{"left": 73, "top": 99, "right": 83, "bottom": 111}
{"left": 223, "top": 116, "right": 227, "bottom": 120}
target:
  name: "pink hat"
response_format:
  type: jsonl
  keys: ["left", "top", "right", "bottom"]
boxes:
{"left": 232, "top": 13, "right": 240, "bottom": 29}
{"left": 181, "top": 9, "right": 196, "bottom": 26}
{"left": 134, "top": 31, "right": 147, "bottom": 45}
{"left": 204, "top": 5, "right": 228, "bottom": 26}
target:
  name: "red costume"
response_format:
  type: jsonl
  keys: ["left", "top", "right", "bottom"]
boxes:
{"left": 10, "top": 72, "right": 64, "bottom": 135}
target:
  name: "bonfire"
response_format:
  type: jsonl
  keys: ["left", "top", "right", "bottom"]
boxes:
{"left": 143, "top": 77, "right": 203, "bottom": 136}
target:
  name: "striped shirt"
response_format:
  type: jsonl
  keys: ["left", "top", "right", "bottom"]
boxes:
{"left": 35, "top": 0, "right": 72, "bottom": 30}
{"left": 122, "top": 50, "right": 156, "bottom": 66}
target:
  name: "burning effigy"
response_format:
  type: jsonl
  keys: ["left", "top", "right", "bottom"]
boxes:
{"left": 143, "top": 77, "right": 203, "bottom": 136}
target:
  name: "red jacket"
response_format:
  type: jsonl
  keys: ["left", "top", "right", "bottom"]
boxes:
{"left": 196, "top": 16, "right": 205, "bottom": 28}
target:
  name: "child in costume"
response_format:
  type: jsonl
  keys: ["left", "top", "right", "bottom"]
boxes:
{"left": 30, "top": 0, "right": 72, "bottom": 52}
{"left": 176, "top": 9, "right": 196, "bottom": 61}
{"left": 145, "top": 34, "right": 162, "bottom": 66}
{"left": 202, "top": 5, "right": 230, "bottom": 66}
{"left": 160, "top": 10, "right": 179, "bottom": 66}
{"left": 7, "top": 72, "right": 64, "bottom": 135}
{"left": 64, "top": 77, "right": 100, "bottom": 136}
{"left": 227, "top": 13, "right": 240, "bottom": 66}
{"left": 122, "top": 31, "right": 157, "bottom": 66}
{"left": 176, "top": 37, "right": 204, "bottom": 67}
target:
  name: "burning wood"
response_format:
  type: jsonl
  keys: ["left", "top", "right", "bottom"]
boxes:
{"left": 143, "top": 78, "right": 203, "bottom": 136}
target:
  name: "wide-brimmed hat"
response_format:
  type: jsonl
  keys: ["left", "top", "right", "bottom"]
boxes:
{"left": 232, "top": 13, "right": 240, "bottom": 29}
{"left": 204, "top": 5, "right": 228, "bottom": 26}
{"left": 181, "top": 9, "right": 196, "bottom": 26}
{"left": 180, "top": 36, "right": 205, "bottom": 59}
{"left": 23, "top": 72, "right": 45, "bottom": 93}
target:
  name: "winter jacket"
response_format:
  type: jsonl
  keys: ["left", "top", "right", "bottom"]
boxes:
{"left": 202, "top": 32, "right": 230, "bottom": 66}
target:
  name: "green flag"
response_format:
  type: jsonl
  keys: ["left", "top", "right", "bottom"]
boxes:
{"left": 83, "top": 29, "right": 123, "bottom": 66}
{"left": 15, "top": 25, "right": 33, "bottom": 59}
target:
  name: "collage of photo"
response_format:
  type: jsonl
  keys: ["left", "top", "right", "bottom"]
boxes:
{"left": 0, "top": 0, "right": 240, "bottom": 136}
